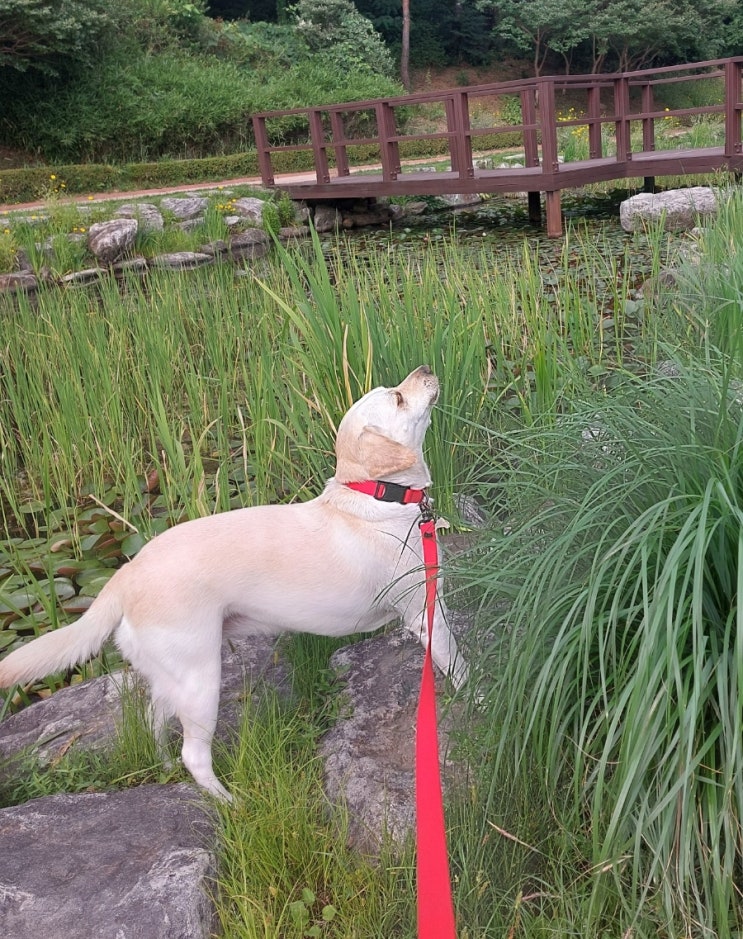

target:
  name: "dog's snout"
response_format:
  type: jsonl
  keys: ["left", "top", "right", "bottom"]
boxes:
{"left": 417, "top": 365, "right": 433, "bottom": 377}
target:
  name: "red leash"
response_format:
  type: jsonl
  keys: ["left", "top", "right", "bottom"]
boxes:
{"left": 416, "top": 509, "right": 457, "bottom": 938}
{"left": 343, "top": 480, "right": 457, "bottom": 936}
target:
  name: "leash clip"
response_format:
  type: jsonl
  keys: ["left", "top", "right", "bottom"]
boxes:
{"left": 419, "top": 492, "right": 436, "bottom": 525}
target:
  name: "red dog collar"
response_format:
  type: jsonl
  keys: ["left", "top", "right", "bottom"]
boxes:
{"left": 344, "top": 480, "right": 427, "bottom": 505}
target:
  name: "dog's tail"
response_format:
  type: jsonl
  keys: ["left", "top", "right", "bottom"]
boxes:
{"left": 0, "top": 585, "right": 122, "bottom": 688}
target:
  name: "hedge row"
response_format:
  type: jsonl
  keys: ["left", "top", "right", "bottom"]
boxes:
{"left": 0, "top": 134, "right": 525, "bottom": 205}
{"left": 0, "top": 153, "right": 264, "bottom": 205}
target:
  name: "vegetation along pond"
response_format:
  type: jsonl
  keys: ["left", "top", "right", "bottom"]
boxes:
{"left": 0, "top": 183, "right": 678, "bottom": 712}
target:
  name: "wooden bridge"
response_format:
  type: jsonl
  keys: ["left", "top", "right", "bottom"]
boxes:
{"left": 252, "top": 57, "right": 743, "bottom": 236}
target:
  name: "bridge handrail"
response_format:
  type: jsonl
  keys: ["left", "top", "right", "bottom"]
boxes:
{"left": 252, "top": 56, "right": 743, "bottom": 205}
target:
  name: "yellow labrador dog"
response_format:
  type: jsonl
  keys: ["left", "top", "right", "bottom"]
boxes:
{"left": 0, "top": 366, "right": 468, "bottom": 800}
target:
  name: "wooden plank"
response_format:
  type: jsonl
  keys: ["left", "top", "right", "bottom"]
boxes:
{"left": 376, "top": 102, "right": 400, "bottom": 180}
{"left": 329, "top": 112, "right": 350, "bottom": 177}
{"left": 307, "top": 109, "right": 330, "bottom": 184}
{"left": 725, "top": 59, "right": 742, "bottom": 159}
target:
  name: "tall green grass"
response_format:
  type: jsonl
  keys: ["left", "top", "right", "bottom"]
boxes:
{"left": 0, "top": 213, "right": 702, "bottom": 934}
{"left": 214, "top": 691, "right": 416, "bottom": 938}
{"left": 461, "top": 363, "right": 743, "bottom": 936}
{"left": 1, "top": 225, "right": 662, "bottom": 539}
{"left": 449, "top": 191, "right": 743, "bottom": 937}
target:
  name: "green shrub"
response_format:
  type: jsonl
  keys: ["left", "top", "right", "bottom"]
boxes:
{"left": 1, "top": 51, "right": 257, "bottom": 163}
{"left": 0, "top": 154, "right": 264, "bottom": 204}
{"left": 498, "top": 94, "right": 523, "bottom": 125}
{"left": 261, "top": 200, "right": 280, "bottom": 235}
{"left": 468, "top": 364, "right": 743, "bottom": 936}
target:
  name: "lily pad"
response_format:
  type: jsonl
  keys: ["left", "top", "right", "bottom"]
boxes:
{"left": 75, "top": 567, "right": 117, "bottom": 587}
{"left": 62, "top": 595, "right": 96, "bottom": 615}
{"left": 121, "top": 532, "right": 146, "bottom": 557}
{"left": 77, "top": 571, "right": 117, "bottom": 597}
{"left": 36, "top": 577, "right": 77, "bottom": 603}
{"left": 0, "top": 588, "right": 37, "bottom": 614}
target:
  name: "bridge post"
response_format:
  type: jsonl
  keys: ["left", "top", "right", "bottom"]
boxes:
{"left": 308, "top": 109, "right": 331, "bottom": 183}
{"left": 614, "top": 76, "right": 632, "bottom": 163}
{"left": 587, "top": 85, "right": 603, "bottom": 159}
{"left": 451, "top": 91, "right": 474, "bottom": 178}
{"left": 521, "top": 88, "right": 539, "bottom": 167}
{"left": 640, "top": 82, "right": 655, "bottom": 153}
{"left": 376, "top": 102, "right": 400, "bottom": 180}
{"left": 253, "top": 116, "right": 274, "bottom": 187}
{"left": 329, "top": 111, "right": 350, "bottom": 177}
{"left": 545, "top": 191, "right": 562, "bottom": 237}
{"left": 527, "top": 192, "right": 541, "bottom": 225}
{"left": 724, "top": 59, "right": 742, "bottom": 159}
{"left": 538, "top": 79, "right": 562, "bottom": 236}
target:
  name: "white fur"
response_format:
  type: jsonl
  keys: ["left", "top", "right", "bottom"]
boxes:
{"left": 0, "top": 366, "right": 468, "bottom": 799}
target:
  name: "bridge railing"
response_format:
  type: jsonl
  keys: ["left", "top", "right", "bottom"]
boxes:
{"left": 253, "top": 57, "right": 743, "bottom": 188}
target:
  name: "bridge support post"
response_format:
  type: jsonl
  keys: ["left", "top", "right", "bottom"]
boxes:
{"left": 528, "top": 192, "right": 541, "bottom": 225}
{"left": 545, "top": 191, "right": 562, "bottom": 237}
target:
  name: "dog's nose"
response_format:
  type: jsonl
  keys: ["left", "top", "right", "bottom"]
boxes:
{"left": 417, "top": 365, "right": 433, "bottom": 376}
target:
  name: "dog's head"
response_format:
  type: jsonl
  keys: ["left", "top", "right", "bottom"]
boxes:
{"left": 334, "top": 366, "right": 439, "bottom": 487}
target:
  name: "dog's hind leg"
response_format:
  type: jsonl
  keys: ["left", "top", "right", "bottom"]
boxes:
{"left": 120, "top": 617, "right": 231, "bottom": 800}
{"left": 178, "top": 698, "right": 230, "bottom": 801}
{"left": 173, "top": 652, "right": 232, "bottom": 802}
{"left": 150, "top": 695, "right": 175, "bottom": 764}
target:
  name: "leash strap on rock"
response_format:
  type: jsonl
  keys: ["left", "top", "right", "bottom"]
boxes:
{"left": 416, "top": 508, "right": 457, "bottom": 938}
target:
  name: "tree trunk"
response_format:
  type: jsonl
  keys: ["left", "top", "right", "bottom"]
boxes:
{"left": 401, "top": 0, "right": 411, "bottom": 91}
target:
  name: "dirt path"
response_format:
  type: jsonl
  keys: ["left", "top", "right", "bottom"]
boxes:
{"left": 0, "top": 171, "right": 320, "bottom": 215}
{"left": 0, "top": 150, "right": 487, "bottom": 215}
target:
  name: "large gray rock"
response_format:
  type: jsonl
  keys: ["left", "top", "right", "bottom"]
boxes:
{"left": 0, "top": 272, "right": 37, "bottom": 293}
{"left": 312, "top": 204, "right": 341, "bottom": 232}
{"left": 439, "top": 193, "right": 483, "bottom": 208}
{"left": 227, "top": 230, "right": 270, "bottom": 261}
{"left": 88, "top": 218, "right": 138, "bottom": 265}
{"left": 115, "top": 203, "right": 165, "bottom": 233}
{"left": 160, "top": 196, "right": 209, "bottom": 220}
{"left": 59, "top": 267, "right": 107, "bottom": 286}
{"left": 0, "top": 672, "right": 123, "bottom": 781}
{"left": 151, "top": 251, "right": 213, "bottom": 270}
{"left": 231, "top": 197, "right": 265, "bottom": 223}
{"left": 620, "top": 186, "right": 718, "bottom": 232}
{"left": 0, "top": 636, "right": 289, "bottom": 781}
{"left": 341, "top": 204, "right": 394, "bottom": 229}
{"left": 320, "top": 614, "right": 470, "bottom": 854}
{"left": 0, "top": 783, "right": 217, "bottom": 939}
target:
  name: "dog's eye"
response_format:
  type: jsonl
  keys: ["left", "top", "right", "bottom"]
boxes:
{"left": 393, "top": 391, "right": 404, "bottom": 407}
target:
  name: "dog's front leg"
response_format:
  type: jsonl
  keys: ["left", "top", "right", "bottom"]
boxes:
{"left": 402, "top": 596, "right": 469, "bottom": 690}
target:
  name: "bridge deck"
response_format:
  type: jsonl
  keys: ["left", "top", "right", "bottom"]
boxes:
{"left": 277, "top": 148, "right": 743, "bottom": 201}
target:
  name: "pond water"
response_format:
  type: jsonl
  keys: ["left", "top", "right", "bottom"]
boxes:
{"left": 318, "top": 185, "right": 662, "bottom": 291}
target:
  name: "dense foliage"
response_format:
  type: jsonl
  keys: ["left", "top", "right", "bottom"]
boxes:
{"left": 0, "top": 0, "right": 114, "bottom": 73}
{"left": 0, "top": 0, "right": 402, "bottom": 162}
{"left": 3, "top": 0, "right": 743, "bottom": 164}
{"left": 214, "top": 0, "right": 743, "bottom": 71}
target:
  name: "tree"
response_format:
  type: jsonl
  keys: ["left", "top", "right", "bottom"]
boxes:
{"left": 584, "top": 0, "right": 733, "bottom": 72}
{"left": 477, "top": 0, "right": 735, "bottom": 75}
{"left": 292, "top": 0, "right": 395, "bottom": 77}
{"left": 0, "top": 0, "right": 113, "bottom": 73}
{"left": 473, "top": 0, "right": 588, "bottom": 74}
{"left": 400, "top": 0, "right": 410, "bottom": 88}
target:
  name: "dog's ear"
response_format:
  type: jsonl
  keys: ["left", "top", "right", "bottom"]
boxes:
{"left": 356, "top": 426, "right": 418, "bottom": 478}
